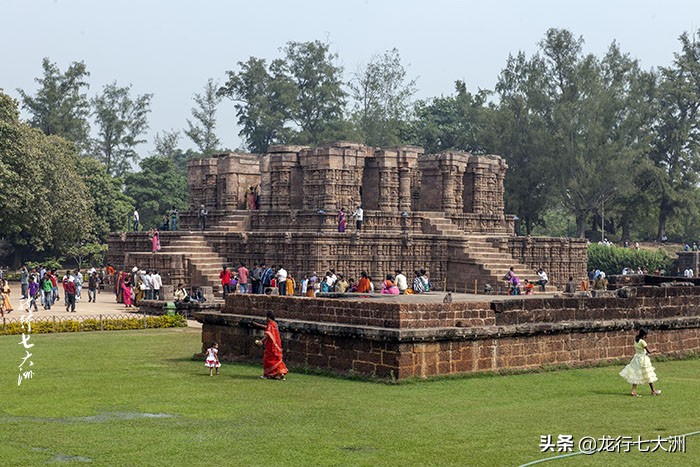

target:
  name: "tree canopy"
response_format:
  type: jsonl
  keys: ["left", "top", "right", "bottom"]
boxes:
{"left": 8, "top": 29, "right": 700, "bottom": 267}
{"left": 17, "top": 58, "right": 91, "bottom": 152}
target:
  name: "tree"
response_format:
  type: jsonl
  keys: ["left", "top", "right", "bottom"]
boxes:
{"left": 489, "top": 51, "right": 554, "bottom": 234}
{"left": 17, "top": 58, "right": 91, "bottom": 152}
{"left": 410, "top": 80, "right": 491, "bottom": 155}
{"left": 279, "top": 40, "right": 348, "bottom": 145}
{"left": 153, "top": 130, "right": 201, "bottom": 175}
{"left": 0, "top": 91, "right": 92, "bottom": 264}
{"left": 91, "top": 82, "right": 152, "bottom": 177}
{"left": 492, "top": 29, "right": 652, "bottom": 238}
{"left": 65, "top": 242, "right": 108, "bottom": 269}
{"left": 185, "top": 78, "right": 222, "bottom": 156}
{"left": 219, "top": 57, "right": 292, "bottom": 153}
{"left": 153, "top": 129, "right": 181, "bottom": 159}
{"left": 123, "top": 156, "right": 189, "bottom": 229}
{"left": 219, "top": 40, "right": 348, "bottom": 151}
{"left": 648, "top": 31, "right": 700, "bottom": 241}
{"left": 349, "top": 48, "right": 417, "bottom": 147}
{"left": 76, "top": 157, "right": 135, "bottom": 239}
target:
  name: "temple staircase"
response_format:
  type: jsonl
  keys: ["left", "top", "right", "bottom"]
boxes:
{"left": 422, "top": 214, "right": 544, "bottom": 292}
{"left": 208, "top": 212, "right": 251, "bottom": 233}
{"left": 159, "top": 234, "right": 229, "bottom": 297}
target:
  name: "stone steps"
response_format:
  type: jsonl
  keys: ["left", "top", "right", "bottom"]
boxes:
{"left": 159, "top": 233, "right": 229, "bottom": 293}
{"left": 419, "top": 215, "right": 545, "bottom": 288}
{"left": 208, "top": 214, "right": 250, "bottom": 232}
{"left": 451, "top": 235, "right": 543, "bottom": 287}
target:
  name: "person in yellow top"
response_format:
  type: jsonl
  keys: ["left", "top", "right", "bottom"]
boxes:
{"left": 1, "top": 279, "right": 13, "bottom": 315}
{"left": 619, "top": 328, "right": 661, "bottom": 397}
{"left": 286, "top": 274, "right": 296, "bottom": 296}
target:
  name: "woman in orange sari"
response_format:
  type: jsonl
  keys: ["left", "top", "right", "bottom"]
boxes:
{"left": 356, "top": 271, "right": 371, "bottom": 293}
{"left": 254, "top": 311, "right": 288, "bottom": 380}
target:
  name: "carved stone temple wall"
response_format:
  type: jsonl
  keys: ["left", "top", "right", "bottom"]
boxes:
{"left": 108, "top": 141, "right": 587, "bottom": 294}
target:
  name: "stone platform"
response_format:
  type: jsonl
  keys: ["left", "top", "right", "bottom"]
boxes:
{"left": 196, "top": 286, "right": 700, "bottom": 380}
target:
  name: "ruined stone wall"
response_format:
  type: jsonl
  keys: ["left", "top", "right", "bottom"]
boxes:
{"left": 198, "top": 287, "right": 700, "bottom": 379}
{"left": 415, "top": 152, "right": 507, "bottom": 218}
{"left": 463, "top": 155, "right": 506, "bottom": 216}
{"left": 498, "top": 236, "right": 589, "bottom": 286}
{"left": 188, "top": 153, "right": 261, "bottom": 211}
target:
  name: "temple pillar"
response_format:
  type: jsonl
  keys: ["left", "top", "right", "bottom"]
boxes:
{"left": 441, "top": 168, "right": 457, "bottom": 214}
{"left": 378, "top": 168, "right": 395, "bottom": 211}
{"left": 398, "top": 167, "right": 412, "bottom": 212}
{"left": 273, "top": 167, "right": 292, "bottom": 211}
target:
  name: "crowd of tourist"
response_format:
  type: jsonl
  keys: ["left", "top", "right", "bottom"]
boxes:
{"left": 0, "top": 265, "right": 107, "bottom": 315}
{"left": 218, "top": 263, "right": 432, "bottom": 298}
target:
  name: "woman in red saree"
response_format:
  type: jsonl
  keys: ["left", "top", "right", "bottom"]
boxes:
{"left": 255, "top": 311, "right": 288, "bottom": 379}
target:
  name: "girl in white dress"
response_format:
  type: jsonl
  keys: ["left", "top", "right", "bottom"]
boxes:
{"left": 205, "top": 342, "right": 221, "bottom": 376}
{"left": 619, "top": 328, "right": 661, "bottom": 397}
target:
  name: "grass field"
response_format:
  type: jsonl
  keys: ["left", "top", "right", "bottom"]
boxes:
{"left": 0, "top": 328, "right": 698, "bottom": 466}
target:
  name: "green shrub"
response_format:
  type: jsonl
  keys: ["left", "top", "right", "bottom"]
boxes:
{"left": 587, "top": 244, "right": 673, "bottom": 274}
{"left": 0, "top": 314, "right": 186, "bottom": 336}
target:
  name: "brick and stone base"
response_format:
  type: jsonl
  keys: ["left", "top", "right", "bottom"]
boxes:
{"left": 196, "top": 286, "right": 700, "bottom": 380}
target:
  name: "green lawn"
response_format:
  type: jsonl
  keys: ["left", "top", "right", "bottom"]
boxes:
{"left": 0, "top": 328, "right": 698, "bottom": 466}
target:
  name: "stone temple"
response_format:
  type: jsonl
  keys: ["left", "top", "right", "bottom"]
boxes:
{"left": 108, "top": 141, "right": 587, "bottom": 293}
{"left": 108, "top": 142, "right": 700, "bottom": 380}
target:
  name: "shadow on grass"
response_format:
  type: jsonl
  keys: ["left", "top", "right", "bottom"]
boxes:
{"left": 590, "top": 389, "right": 638, "bottom": 397}
{"left": 195, "top": 373, "right": 263, "bottom": 380}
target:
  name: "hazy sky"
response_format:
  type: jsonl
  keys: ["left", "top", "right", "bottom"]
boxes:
{"left": 2, "top": 0, "right": 700, "bottom": 155}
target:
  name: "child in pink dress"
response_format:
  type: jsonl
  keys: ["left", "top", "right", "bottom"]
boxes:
{"left": 205, "top": 342, "right": 221, "bottom": 376}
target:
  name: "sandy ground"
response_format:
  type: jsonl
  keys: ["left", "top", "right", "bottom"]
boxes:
{"left": 3, "top": 283, "right": 201, "bottom": 328}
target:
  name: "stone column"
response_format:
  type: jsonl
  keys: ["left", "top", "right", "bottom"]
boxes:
{"left": 319, "top": 170, "right": 337, "bottom": 211}
{"left": 441, "top": 168, "right": 457, "bottom": 214}
{"left": 273, "top": 167, "right": 292, "bottom": 211}
{"left": 378, "top": 168, "right": 394, "bottom": 211}
{"left": 398, "top": 167, "right": 412, "bottom": 212}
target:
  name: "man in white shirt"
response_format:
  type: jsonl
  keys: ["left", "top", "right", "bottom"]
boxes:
{"left": 133, "top": 209, "right": 140, "bottom": 232}
{"left": 536, "top": 268, "right": 548, "bottom": 292}
{"left": 143, "top": 270, "right": 153, "bottom": 300}
{"left": 395, "top": 269, "right": 408, "bottom": 293}
{"left": 352, "top": 206, "right": 364, "bottom": 231}
{"left": 151, "top": 270, "right": 163, "bottom": 300}
{"left": 276, "top": 267, "right": 288, "bottom": 296}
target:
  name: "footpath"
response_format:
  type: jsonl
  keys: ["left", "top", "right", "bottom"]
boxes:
{"left": 3, "top": 282, "right": 201, "bottom": 329}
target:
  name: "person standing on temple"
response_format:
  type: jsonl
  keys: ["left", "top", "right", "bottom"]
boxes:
{"left": 261, "top": 263, "right": 274, "bottom": 293}
{"left": 168, "top": 206, "right": 179, "bottom": 231}
{"left": 220, "top": 266, "right": 232, "bottom": 297}
{"left": 237, "top": 262, "right": 249, "bottom": 294}
{"left": 133, "top": 208, "right": 140, "bottom": 232}
{"left": 352, "top": 205, "right": 364, "bottom": 231}
{"left": 198, "top": 204, "right": 208, "bottom": 231}
{"left": 337, "top": 208, "right": 347, "bottom": 232}
{"left": 251, "top": 263, "right": 263, "bottom": 294}
{"left": 276, "top": 266, "right": 288, "bottom": 296}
